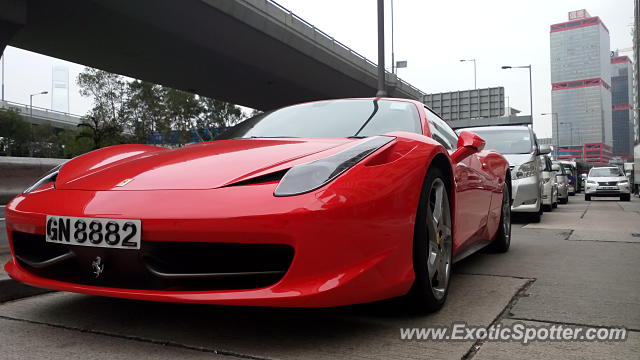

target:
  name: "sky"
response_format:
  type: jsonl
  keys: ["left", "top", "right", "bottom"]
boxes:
{"left": 0, "top": 0, "right": 634, "bottom": 138}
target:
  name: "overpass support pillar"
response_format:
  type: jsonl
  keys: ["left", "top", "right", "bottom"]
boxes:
{"left": 0, "top": 0, "right": 26, "bottom": 55}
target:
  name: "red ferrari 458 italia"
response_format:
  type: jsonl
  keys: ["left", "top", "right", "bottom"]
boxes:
{"left": 4, "top": 98, "right": 511, "bottom": 312}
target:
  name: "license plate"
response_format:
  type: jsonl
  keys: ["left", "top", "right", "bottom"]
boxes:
{"left": 598, "top": 186, "right": 617, "bottom": 190}
{"left": 45, "top": 215, "right": 141, "bottom": 249}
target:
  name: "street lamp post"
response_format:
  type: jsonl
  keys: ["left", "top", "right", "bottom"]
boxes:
{"left": 502, "top": 65, "right": 533, "bottom": 126}
{"left": 376, "top": 0, "right": 387, "bottom": 97}
{"left": 391, "top": 0, "right": 395, "bottom": 75}
{"left": 1, "top": 53, "right": 4, "bottom": 101}
{"left": 541, "top": 112, "right": 558, "bottom": 157}
{"left": 30, "top": 91, "right": 48, "bottom": 118}
{"left": 460, "top": 59, "right": 477, "bottom": 89}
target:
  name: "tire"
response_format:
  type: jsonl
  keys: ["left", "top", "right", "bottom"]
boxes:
{"left": 559, "top": 197, "right": 568, "bottom": 204}
{"left": 404, "top": 167, "right": 452, "bottom": 313}
{"left": 569, "top": 192, "right": 575, "bottom": 196}
{"left": 621, "top": 194, "right": 631, "bottom": 202}
{"left": 489, "top": 182, "right": 511, "bottom": 253}
{"left": 585, "top": 194, "right": 591, "bottom": 201}
{"left": 543, "top": 204, "right": 552, "bottom": 212}
{"left": 552, "top": 201, "right": 558, "bottom": 209}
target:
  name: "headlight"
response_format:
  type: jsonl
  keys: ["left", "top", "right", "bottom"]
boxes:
{"left": 618, "top": 180, "right": 629, "bottom": 185}
{"left": 23, "top": 164, "right": 63, "bottom": 194}
{"left": 514, "top": 161, "right": 536, "bottom": 180}
{"left": 587, "top": 180, "right": 597, "bottom": 184}
{"left": 274, "top": 136, "right": 394, "bottom": 196}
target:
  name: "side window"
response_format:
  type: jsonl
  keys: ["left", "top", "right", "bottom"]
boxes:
{"left": 424, "top": 107, "right": 458, "bottom": 150}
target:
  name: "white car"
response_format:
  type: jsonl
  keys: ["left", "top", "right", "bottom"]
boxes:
{"left": 584, "top": 167, "right": 631, "bottom": 201}
{"left": 540, "top": 155, "right": 558, "bottom": 211}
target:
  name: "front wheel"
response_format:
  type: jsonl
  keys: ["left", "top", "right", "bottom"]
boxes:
{"left": 404, "top": 167, "right": 452, "bottom": 313}
{"left": 489, "top": 182, "right": 511, "bottom": 253}
{"left": 585, "top": 194, "right": 591, "bottom": 201}
{"left": 621, "top": 194, "right": 631, "bottom": 202}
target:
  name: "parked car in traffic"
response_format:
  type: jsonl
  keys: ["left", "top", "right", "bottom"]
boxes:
{"left": 553, "top": 161, "right": 569, "bottom": 204}
{"left": 463, "top": 125, "right": 549, "bottom": 222}
{"left": 4, "top": 98, "right": 512, "bottom": 313}
{"left": 558, "top": 161, "right": 577, "bottom": 195}
{"left": 540, "top": 155, "right": 558, "bottom": 211}
{"left": 584, "top": 166, "right": 631, "bottom": 201}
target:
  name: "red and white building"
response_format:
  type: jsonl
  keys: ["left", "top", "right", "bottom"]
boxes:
{"left": 550, "top": 9, "right": 613, "bottom": 163}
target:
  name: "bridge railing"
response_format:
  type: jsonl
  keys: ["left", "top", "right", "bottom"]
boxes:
{"left": 1, "top": 100, "right": 83, "bottom": 126}
{"left": 248, "top": 0, "right": 424, "bottom": 97}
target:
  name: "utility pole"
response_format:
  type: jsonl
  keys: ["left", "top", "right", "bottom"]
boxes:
{"left": 376, "top": 0, "right": 387, "bottom": 97}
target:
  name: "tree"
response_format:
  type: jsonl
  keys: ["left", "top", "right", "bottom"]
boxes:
{"left": 198, "top": 98, "right": 244, "bottom": 140}
{"left": 77, "top": 68, "right": 128, "bottom": 148}
{"left": 0, "top": 108, "right": 31, "bottom": 156}
{"left": 57, "top": 128, "right": 94, "bottom": 158}
{"left": 29, "top": 123, "right": 63, "bottom": 158}
{"left": 125, "top": 80, "right": 168, "bottom": 144}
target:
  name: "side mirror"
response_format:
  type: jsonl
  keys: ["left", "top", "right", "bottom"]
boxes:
{"left": 551, "top": 164, "right": 560, "bottom": 171}
{"left": 538, "top": 144, "right": 551, "bottom": 155}
{"left": 451, "top": 131, "right": 486, "bottom": 163}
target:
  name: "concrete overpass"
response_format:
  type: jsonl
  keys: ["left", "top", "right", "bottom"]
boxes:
{"left": 0, "top": 0, "right": 425, "bottom": 110}
{"left": 1, "top": 100, "right": 82, "bottom": 129}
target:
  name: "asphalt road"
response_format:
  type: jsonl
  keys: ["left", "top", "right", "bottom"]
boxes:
{"left": 1, "top": 196, "right": 639, "bottom": 359}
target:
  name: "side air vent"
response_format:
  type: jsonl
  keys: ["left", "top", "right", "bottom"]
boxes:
{"left": 225, "top": 169, "right": 289, "bottom": 187}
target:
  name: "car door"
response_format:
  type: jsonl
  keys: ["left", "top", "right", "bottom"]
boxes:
{"left": 423, "top": 108, "right": 491, "bottom": 251}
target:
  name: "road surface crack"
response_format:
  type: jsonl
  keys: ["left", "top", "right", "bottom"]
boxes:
{"left": 507, "top": 316, "right": 640, "bottom": 333}
{"left": 580, "top": 202, "right": 591, "bottom": 219}
{"left": 0, "top": 315, "right": 273, "bottom": 360}
{"left": 461, "top": 277, "right": 536, "bottom": 359}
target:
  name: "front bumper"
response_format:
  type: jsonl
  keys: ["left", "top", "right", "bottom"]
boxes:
{"left": 585, "top": 183, "right": 631, "bottom": 196}
{"left": 511, "top": 175, "right": 540, "bottom": 213}
{"left": 4, "top": 164, "right": 422, "bottom": 307}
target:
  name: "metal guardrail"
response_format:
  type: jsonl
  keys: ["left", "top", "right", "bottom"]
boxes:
{"left": 0, "top": 100, "right": 83, "bottom": 127}
{"left": 0, "top": 100, "right": 83, "bottom": 119}
{"left": 0, "top": 156, "right": 66, "bottom": 204}
{"left": 244, "top": 0, "right": 425, "bottom": 97}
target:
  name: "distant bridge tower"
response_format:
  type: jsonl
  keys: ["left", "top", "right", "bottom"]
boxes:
{"left": 51, "top": 65, "right": 69, "bottom": 113}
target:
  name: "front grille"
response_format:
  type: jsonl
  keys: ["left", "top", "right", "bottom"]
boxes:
{"left": 597, "top": 181, "right": 618, "bottom": 186}
{"left": 12, "top": 232, "right": 294, "bottom": 291}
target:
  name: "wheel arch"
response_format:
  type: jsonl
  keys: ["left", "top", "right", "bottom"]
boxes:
{"left": 426, "top": 152, "right": 456, "bottom": 240}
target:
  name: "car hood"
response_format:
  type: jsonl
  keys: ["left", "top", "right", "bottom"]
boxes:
{"left": 55, "top": 138, "right": 353, "bottom": 191}
{"left": 502, "top": 153, "right": 534, "bottom": 166}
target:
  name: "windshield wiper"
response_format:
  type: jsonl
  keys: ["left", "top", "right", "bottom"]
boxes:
{"left": 347, "top": 136, "right": 368, "bottom": 139}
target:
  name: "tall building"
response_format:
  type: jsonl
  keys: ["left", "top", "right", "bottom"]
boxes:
{"left": 610, "top": 55, "right": 634, "bottom": 160}
{"left": 550, "top": 9, "right": 612, "bottom": 163}
{"left": 635, "top": 0, "right": 639, "bottom": 145}
{"left": 51, "top": 65, "right": 69, "bottom": 113}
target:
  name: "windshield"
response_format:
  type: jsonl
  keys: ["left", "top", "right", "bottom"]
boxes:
{"left": 589, "top": 168, "right": 624, "bottom": 177}
{"left": 561, "top": 164, "right": 575, "bottom": 176}
{"left": 216, "top": 99, "right": 422, "bottom": 139}
{"left": 465, "top": 128, "right": 532, "bottom": 154}
{"left": 553, "top": 163, "right": 565, "bottom": 175}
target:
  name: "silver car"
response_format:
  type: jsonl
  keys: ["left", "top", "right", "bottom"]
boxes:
{"left": 553, "top": 161, "right": 569, "bottom": 204}
{"left": 465, "top": 126, "right": 550, "bottom": 222}
{"left": 585, "top": 167, "right": 631, "bottom": 201}
{"left": 540, "top": 155, "right": 558, "bottom": 211}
